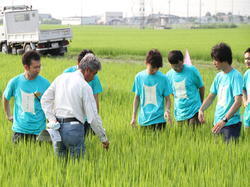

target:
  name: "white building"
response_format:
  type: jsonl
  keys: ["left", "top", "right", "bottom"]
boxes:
{"left": 101, "top": 12, "right": 123, "bottom": 25}
{"left": 61, "top": 16, "right": 98, "bottom": 25}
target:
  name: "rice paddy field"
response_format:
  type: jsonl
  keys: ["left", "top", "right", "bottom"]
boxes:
{"left": 0, "top": 25, "right": 249, "bottom": 186}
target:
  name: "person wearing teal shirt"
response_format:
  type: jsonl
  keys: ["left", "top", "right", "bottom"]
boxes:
{"left": 166, "top": 50, "right": 205, "bottom": 125}
{"left": 64, "top": 49, "right": 103, "bottom": 135}
{"left": 243, "top": 48, "right": 250, "bottom": 128}
{"left": 199, "top": 43, "right": 243, "bottom": 142}
{"left": 2, "top": 51, "right": 50, "bottom": 143}
{"left": 130, "top": 49, "right": 172, "bottom": 130}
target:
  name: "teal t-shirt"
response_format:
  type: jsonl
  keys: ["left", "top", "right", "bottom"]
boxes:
{"left": 4, "top": 74, "right": 50, "bottom": 134}
{"left": 132, "top": 70, "right": 172, "bottom": 126}
{"left": 243, "top": 69, "right": 250, "bottom": 127}
{"left": 166, "top": 65, "right": 204, "bottom": 121}
{"left": 64, "top": 66, "right": 103, "bottom": 94}
{"left": 210, "top": 69, "right": 243, "bottom": 126}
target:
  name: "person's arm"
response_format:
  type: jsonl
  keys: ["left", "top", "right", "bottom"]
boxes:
{"left": 243, "top": 89, "right": 248, "bottom": 107}
{"left": 83, "top": 87, "right": 109, "bottom": 149}
{"left": 212, "top": 95, "right": 242, "bottom": 133}
{"left": 41, "top": 81, "right": 57, "bottom": 123}
{"left": 130, "top": 94, "right": 140, "bottom": 127}
{"left": 2, "top": 95, "right": 13, "bottom": 122}
{"left": 93, "top": 94, "right": 99, "bottom": 112}
{"left": 198, "top": 93, "right": 216, "bottom": 123}
{"left": 199, "top": 86, "right": 205, "bottom": 103}
{"left": 164, "top": 95, "right": 172, "bottom": 124}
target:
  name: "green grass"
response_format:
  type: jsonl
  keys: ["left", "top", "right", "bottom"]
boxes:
{"left": 41, "top": 25, "right": 250, "bottom": 61}
{"left": 0, "top": 25, "right": 249, "bottom": 186}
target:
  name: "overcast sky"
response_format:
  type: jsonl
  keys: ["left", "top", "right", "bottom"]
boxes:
{"left": 1, "top": 0, "right": 250, "bottom": 18}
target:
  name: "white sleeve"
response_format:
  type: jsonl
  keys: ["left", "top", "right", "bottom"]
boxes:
{"left": 41, "top": 79, "right": 57, "bottom": 123}
{"left": 83, "top": 86, "right": 108, "bottom": 142}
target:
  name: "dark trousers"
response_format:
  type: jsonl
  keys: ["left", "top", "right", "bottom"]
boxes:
{"left": 141, "top": 122, "right": 166, "bottom": 131}
{"left": 177, "top": 112, "right": 200, "bottom": 126}
{"left": 219, "top": 122, "right": 242, "bottom": 142}
{"left": 12, "top": 132, "right": 37, "bottom": 143}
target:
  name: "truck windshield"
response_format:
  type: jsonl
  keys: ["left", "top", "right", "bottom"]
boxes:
{"left": 14, "top": 13, "right": 30, "bottom": 22}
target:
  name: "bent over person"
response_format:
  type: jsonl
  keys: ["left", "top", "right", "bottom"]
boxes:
{"left": 41, "top": 54, "right": 109, "bottom": 158}
{"left": 64, "top": 49, "right": 103, "bottom": 136}
{"left": 166, "top": 50, "right": 205, "bottom": 125}
{"left": 2, "top": 51, "right": 50, "bottom": 143}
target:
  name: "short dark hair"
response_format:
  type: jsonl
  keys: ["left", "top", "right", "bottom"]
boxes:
{"left": 168, "top": 50, "right": 184, "bottom": 64}
{"left": 244, "top": 48, "right": 250, "bottom": 54}
{"left": 77, "top": 49, "right": 94, "bottom": 63}
{"left": 211, "top": 43, "right": 232, "bottom": 65}
{"left": 146, "top": 49, "right": 163, "bottom": 68}
{"left": 22, "top": 51, "right": 40, "bottom": 67}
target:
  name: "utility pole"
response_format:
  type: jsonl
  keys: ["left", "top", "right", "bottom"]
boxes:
{"left": 199, "top": 0, "right": 202, "bottom": 27}
{"left": 231, "top": 0, "right": 234, "bottom": 23}
{"left": 187, "top": 0, "right": 189, "bottom": 18}
{"left": 139, "top": 0, "right": 145, "bottom": 29}
{"left": 168, "top": 0, "right": 171, "bottom": 24}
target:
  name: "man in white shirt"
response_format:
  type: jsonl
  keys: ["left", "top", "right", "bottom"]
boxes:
{"left": 41, "top": 54, "right": 109, "bottom": 158}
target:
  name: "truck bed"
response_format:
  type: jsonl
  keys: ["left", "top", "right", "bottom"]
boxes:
{"left": 5, "top": 28, "right": 72, "bottom": 43}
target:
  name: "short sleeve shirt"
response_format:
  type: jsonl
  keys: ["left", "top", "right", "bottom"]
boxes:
{"left": 210, "top": 69, "right": 243, "bottom": 126}
{"left": 166, "top": 65, "right": 204, "bottom": 121}
{"left": 132, "top": 70, "right": 172, "bottom": 126}
{"left": 4, "top": 74, "right": 50, "bottom": 134}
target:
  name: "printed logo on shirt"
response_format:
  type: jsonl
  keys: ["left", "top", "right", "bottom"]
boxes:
{"left": 217, "top": 85, "right": 228, "bottom": 107}
{"left": 144, "top": 84, "right": 158, "bottom": 107}
{"left": 173, "top": 79, "right": 187, "bottom": 99}
{"left": 21, "top": 89, "right": 35, "bottom": 114}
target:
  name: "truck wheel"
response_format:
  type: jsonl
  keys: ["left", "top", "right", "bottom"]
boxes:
{"left": 12, "top": 47, "right": 17, "bottom": 55}
{"left": 25, "top": 44, "right": 32, "bottom": 52}
{"left": 1, "top": 43, "right": 9, "bottom": 54}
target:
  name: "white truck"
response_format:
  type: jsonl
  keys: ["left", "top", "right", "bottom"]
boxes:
{"left": 0, "top": 5, "right": 72, "bottom": 55}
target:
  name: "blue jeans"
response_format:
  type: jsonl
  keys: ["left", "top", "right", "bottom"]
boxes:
{"left": 53, "top": 122, "right": 85, "bottom": 158}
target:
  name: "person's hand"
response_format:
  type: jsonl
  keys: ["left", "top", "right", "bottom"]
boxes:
{"left": 198, "top": 110, "right": 205, "bottom": 124}
{"left": 102, "top": 141, "right": 110, "bottom": 150}
{"left": 7, "top": 116, "right": 13, "bottom": 122}
{"left": 130, "top": 118, "right": 137, "bottom": 128}
{"left": 164, "top": 111, "right": 172, "bottom": 125}
{"left": 212, "top": 120, "right": 226, "bottom": 134}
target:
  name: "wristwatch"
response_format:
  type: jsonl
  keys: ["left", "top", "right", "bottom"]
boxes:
{"left": 222, "top": 117, "right": 228, "bottom": 123}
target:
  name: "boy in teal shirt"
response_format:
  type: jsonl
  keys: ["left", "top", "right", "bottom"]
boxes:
{"left": 130, "top": 49, "right": 172, "bottom": 130}
{"left": 166, "top": 50, "right": 205, "bottom": 125}
{"left": 3, "top": 51, "right": 50, "bottom": 143}
{"left": 243, "top": 48, "right": 250, "bottom": 128}
{"left": 199, "top": 43, "right": 243, "bottom": 142}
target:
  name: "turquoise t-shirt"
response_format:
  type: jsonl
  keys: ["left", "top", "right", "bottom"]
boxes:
{"left": 4, "top": 74, "right": 50, "bottom": 134}
{"left": 132, "top": 70, "right": 172, "bottom": 126}
{"left": 210, "top": 68, "right": 243, "bottom": 126}
{"left": 166, "top": 65, "right": 204, "bottom": 121}
{"left": 243, "top": 69, "right": 250, "bottom": 127}
{"left": 64, "top": 66, "right": 103, "bottom": 94}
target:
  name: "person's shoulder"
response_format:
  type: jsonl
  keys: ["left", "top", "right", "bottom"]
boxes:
{"left": 37, "top": 75, "right": 50, "bottom": 84}
{"left": 157, "top": 71, "right": 168, "bottom": 78}
{"left": 231, "top": 68, "right": 243, "bottom": 78}
{"left": 135, "top": 70, "right": 146, "bottom": 78}
{"left": 244, "top": 69, "right": 250, "bottom": 77}
{"left": 8, "top": 74, "right": 23, "bottom": 84}
{"left": 64, "top": 65, "right": 77, "bottom": 73}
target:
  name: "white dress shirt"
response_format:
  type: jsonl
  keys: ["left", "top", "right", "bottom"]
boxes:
{"left": 41, "top": 70, "right": 108, "bottom": 142}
